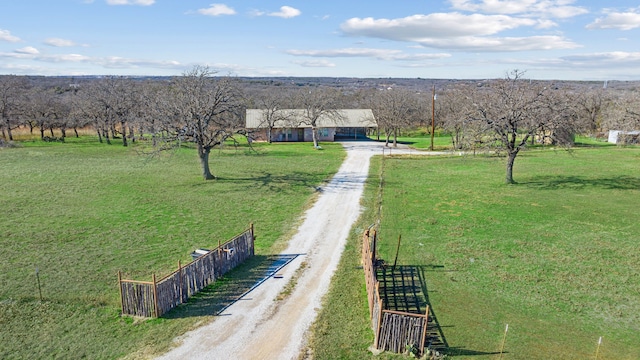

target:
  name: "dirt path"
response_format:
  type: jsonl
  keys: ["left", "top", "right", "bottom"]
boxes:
{"left": 157, "top": 142, "right": 429, "bottom": 360}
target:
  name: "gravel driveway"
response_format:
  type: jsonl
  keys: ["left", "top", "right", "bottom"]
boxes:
{"left": 157, "top": 141, "right": 429, "bottom": 360}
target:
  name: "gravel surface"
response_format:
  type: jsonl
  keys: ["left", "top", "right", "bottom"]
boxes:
{"left": 156, "top": 142, "right": 430, "bottom": 360}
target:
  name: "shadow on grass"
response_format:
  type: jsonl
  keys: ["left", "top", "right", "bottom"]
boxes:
{"left": 163, "top": 254, "right": 300, "bottom": 319}
{"left": 377, "top": 264, "right": 501, "bottom": 357}
{"left": 190, "top": 172, "right": 328, "bottom": 192}
{"left": 521, "top": 175, "right": 640, "bottom": 190}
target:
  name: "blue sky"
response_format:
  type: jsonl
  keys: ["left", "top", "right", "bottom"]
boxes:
{"left": 1, "top": 0, "right": 639, "bottom": 80}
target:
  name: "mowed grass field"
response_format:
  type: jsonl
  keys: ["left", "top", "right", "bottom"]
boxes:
{"left": 310, "top": 146, "right": 640, "bottom": 359}
{"left": 0, "top": 137, "right": 344, "bottom": 359}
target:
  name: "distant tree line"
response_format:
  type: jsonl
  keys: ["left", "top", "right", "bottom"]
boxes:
{"left": 1, "top": 68, "right": 639, "bottom": 182}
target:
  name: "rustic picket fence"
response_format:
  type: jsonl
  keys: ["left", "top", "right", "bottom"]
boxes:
{"left": 118, "top": 225, "right": 255, "bottom": 318}
{"left": 361, "top": 229, "right": 430, "bottom": 355}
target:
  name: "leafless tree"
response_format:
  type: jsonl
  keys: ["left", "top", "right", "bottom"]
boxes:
{"left": 437, "top": 84, "right": 479, "bottom": 150}
{"left": 168, "top": 65, "right": 245, "bottom": 180}
{"left": 93, "top": 77, "right": 139, "bottom": 146}
{"left": 369, "top": 88, "right": 420, "bottom": 147}
{"left": 74, "top": 81, "right": 114, "bottom": 144}
{"left": 467, "top": 70, "right": 576, "bottom": 184}
{"left": 293, "top": 87, "right": 344, "bottom": 148}
{"left": 252, "top": 88, "right": 295, "bottom": 143}
{"left": 571, "top": 87, "right": 610, "bottom": 136}
{"left": 602, "top": 90, "right": 640, "bottom": 132}
{"left": 0, "top": 76, "right": 28, "bottom": 141}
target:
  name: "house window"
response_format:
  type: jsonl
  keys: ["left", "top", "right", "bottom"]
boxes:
{"left": 319, "top": 128, "right": 329, "bottom": 137}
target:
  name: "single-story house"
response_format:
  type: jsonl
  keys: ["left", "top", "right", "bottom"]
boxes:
{"left": 608, "top": 130, "right": 640, "bottom": 144}
{"left": 245, "top": 109, "right": 376, "bottom": 142}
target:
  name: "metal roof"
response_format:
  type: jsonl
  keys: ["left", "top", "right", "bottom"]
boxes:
{"left": 246, "top": 109, "right": 376, "bottom": 129}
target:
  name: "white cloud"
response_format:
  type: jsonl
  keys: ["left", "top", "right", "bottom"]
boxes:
{"left": 106, "top": 0, "right": 155, "bottom": 5}
{"left": 15, "top": 47, "right": 40, "bottom": 55}
{"left": 420, "top": 35, "right": 579, "bottom": 52}
{"left": 292, "top": 59, "right": 336, "bottom": 68}
{"left": 561, "top": 52, "right": 640, "bottom": 65}
{"left": 268, "top": 6, "right": 301, "bottom": 18}
{"left": 449, "top": 0, "right": 588, "bottom": 18}
{"left": 341, "top": 13, "right": 537, "bottom": 40}
{"left": 249, "top": 9, "right": 265, "bottom": 17}
{"left": 586, "top": 9, "right": 640, "bottom": 31}
{"left": 286, "top": 48, "right": 451, "bottom": 61}
{"left": 198, "top": 4, "right": 236, "bottom": 16}
{"left": 340, "top": 13, "right": 579, "bottom": 52}
{"left": 0, "top": 29, "right": 21, "bottom": 42}
{"left": 44, "top": 38, "right": 77, "bottom": 47}
{"left": 0, "top": 49, "right": 185, "bottom": 71}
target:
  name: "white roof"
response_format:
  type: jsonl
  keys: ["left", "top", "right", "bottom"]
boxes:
{"left": 246, "top": 109, "right": 376, "bottom": 129}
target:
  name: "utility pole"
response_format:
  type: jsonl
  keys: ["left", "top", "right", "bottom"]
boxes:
{"left": 430, "top": 85, "right": 435, "bottom": 151}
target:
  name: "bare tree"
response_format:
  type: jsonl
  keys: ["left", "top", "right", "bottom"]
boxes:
{"left": 602, "top": 90, "right": 640, "bottom": 132}
{"left": 293, "top": 87, "right": 344, "bottom": 148}
{"left": 572, "top": 87, "right": 609, "bottom": 135}
{"left": 252, "top": 88, "right": 295, "bottom": 143}
{"left": 369, "top": 88, "right": 419, "bottom": 147}
{"left": 94, "top": 77, "right": 139, "bottom": 146}
{"left": 168, "top": 66, "right": 245, "bottom": 180}
{"left": 0, "top": 76, "right": 28, "bottom": 141}
{"left": 468, "top": 71, "right": 576, "bottom": 184}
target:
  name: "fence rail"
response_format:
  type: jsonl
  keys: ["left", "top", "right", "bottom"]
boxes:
{"left": 119, "top": 225, "right": 255, "bottom": 318}
{"left": 361, "top": 229, "right": 429, "bottom": 355}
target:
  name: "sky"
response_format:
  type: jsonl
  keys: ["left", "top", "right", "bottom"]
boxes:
{"left": 1, "top": 0, "right": 639, "bottom": 80}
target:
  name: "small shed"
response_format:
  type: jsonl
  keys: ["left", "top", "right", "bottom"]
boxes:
{"left": 608, "top": 130, "right": 640, "bottom": 144}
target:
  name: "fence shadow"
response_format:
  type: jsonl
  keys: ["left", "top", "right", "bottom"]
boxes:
{"left": 521, "top": 175, "right": 640, "bottom": 190}
{"left": 377, "top": 264, "right": 501, "bottom": 357}
{"left": 163, "top": 254, "right": 300, "bottom": 319}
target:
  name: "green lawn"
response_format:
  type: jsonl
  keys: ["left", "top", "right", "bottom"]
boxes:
{"left": 0, "top": 137, "right": 344, "bottom": 359}
{"left": 311, "top": 146, "right": 640, "bottom": 359}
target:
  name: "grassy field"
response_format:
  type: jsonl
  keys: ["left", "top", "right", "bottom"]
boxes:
{"left": 310, "top": 146, "right": 640, "bottom": 359}
{"left": 0, "top": 136, "right": 344, "bottom": 359}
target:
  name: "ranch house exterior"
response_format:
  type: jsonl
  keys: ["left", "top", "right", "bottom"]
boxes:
{"left": 245, "top": 109, "right": 377, "bottom": 142}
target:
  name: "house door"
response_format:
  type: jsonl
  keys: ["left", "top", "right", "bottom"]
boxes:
{"left": 297, "top": 128, "right": 305, "bottom": 142}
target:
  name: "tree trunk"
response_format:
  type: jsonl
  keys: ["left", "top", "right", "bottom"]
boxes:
{"left": 40, "top": 127, "right": 45, "bottom": 140}
{"left": 49, "top": 127, "right": 54, "bottom": 137}
{"left": 505, "top": 150, "right": 518, "bottom": 184}
{"left": 121, "top": 121, "right": 128, "bottom": 147}
{"left": 267, "top": 127, "right": 272, "bottom": 143}
{"left": 73, "top": 127, "right": 79, "bottom": 138}
{"left": 6, "top": 119, "right": 13, "bottom": 141}
{"left": 198, "top": 146, "right": 215, "bottom": 180}
{"left": 311, "top": 126, "right": 319, "bottom": 148}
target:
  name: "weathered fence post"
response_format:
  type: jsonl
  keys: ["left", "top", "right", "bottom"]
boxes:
{"left": 420, "top": 305, "right": 430, "bottom": 355}
{"left": 152, "top": 273, "right": 159, "bottom": 318}
{"left": 371, "top": 230, "right": 377, "bottom": 264}
{"left": 375, "top": 284, "right": 383, "bottom": 349}
{"left": 178, "top": 260, "right": 183, "bottom": 304}
{"left": 118, "top": 271, "right": 124, "bottom": 315}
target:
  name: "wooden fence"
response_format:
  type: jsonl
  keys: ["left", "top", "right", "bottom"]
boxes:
{"left": 119, "top": 225, "right": 255, "bottom": 318}
{"left": 361, "top": 229, "right": 430, "bottom": 355}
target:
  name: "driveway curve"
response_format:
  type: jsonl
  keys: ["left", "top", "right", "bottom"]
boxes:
{"left": 157, "top": 141, "right": 430, "bottom": 360}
